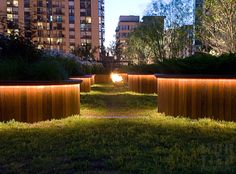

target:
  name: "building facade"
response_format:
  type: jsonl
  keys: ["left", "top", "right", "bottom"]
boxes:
{"left": 0, "top": 0, "right": 105, "bottom": 60}
{"left": 115, "top": 15, "right": 140, "bottom": 45}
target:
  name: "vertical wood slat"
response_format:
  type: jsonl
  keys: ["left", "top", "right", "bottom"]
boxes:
{"left": 70, "top": 76, "right": 92, "bottom": 92}
{"left": 0, "top": 82, "right": 81, "bottom": 123}
{"left": 94, "top": 74, "right": 112, "bottom": 83}
{"left": 128, "top": 75, "right": 157, "bottom": 94}
{"left": 91, "top": 75, "right": 95, "bottom": 85}
{"left": 157, "top": 77, "right": 236, "bottom": 121}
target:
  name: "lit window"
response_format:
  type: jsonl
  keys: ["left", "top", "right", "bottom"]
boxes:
{"left": 7, "top": 29, "right": 12, "bottom": 34}
{"left": 86, "top": 17, "right": 91, "bottom": 24}
{"left": 47, "top": 38, "right": 53, "bottom": 43}
{"left": 7, "top": 14, "right": 13, "bottom": 20}
{"left": 13, "top": 0, "right": 18, "bottom": 6}
{"left": 37, "top": 22, "right": 43, "bottom": 29}
{"left": 50, "top": 16, "right": 53, "bottom": 22}
{"left": 57, "top": 38, "right": 63, "bottom": 44}
{"left": 7, "top": 8, "right": 12, "bottom": 13}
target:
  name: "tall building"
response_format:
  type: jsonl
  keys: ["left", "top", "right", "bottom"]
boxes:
{"left": 115, "top": 15, "right": 140, "bottom": 45}
{"left": 0, "top": 0, "right": 105, "bottom": 60}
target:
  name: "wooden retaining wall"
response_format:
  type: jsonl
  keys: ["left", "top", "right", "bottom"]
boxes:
{"left": 128, "top": 74, "right": 157, "bottom": 94}
{"left": 157, "top": 75, "right": 236, "bottom": 121}
{"left": 91, "top": 75, "right": 95, "bottom": 85}
{"left": 71, "top": 75, "right": 92, "bottom": 92}
{"left": 95, "top": 74, "right": 112, "bottom": 83}
{"left": 0, "top": 80, "right": 81, "bottom": 123}
{"left": 119, "top": 73, "right": 128, "bottom": 83}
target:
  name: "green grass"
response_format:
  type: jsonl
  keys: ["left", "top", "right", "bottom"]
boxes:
{"left": 0, "top": 83, "right": 236, "bottom": 173}
{"left": 80, "top": 84, "right": 157, "bottom": 117}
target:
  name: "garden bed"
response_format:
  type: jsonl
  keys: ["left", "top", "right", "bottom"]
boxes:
{"left": 156, "top": 74, "right": 236, "bottom": 121}
{"left": 95, "top": 74, "right": 112, "bottom": 83}
{"left": 0, "top": 80, "right": 82, "bottom": 123}
{"left": 128, "top": 74, "right": 157, "bottom": 94}
{"left": 71, "top": 75, "right": 93, "bottom": 92}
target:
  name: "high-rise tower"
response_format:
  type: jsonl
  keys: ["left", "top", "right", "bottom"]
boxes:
{"left": 0, "top": 0, "right": 105, "bottom": 60}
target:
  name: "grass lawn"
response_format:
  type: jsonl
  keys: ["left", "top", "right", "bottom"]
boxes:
{"left": 80, "top": 84, "right": 157, "bottom": 117}
{"left": 0, "top": 83, "right": 236, "bottom": 173}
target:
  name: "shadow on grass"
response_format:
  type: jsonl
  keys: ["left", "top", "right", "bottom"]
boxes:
{"left": 0, "top": 117, "right": 236, "bottom": 173}
{"left": 82, "top": 84, "right": 157, "bottom": 109}
{"left": 81, "top": 93, "right": 156, "bottom": 109}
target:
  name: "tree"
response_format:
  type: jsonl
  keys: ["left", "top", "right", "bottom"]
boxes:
{"left": 125, "top": 16, "right": 165, "bottom": 64}
{"left": 107, "top": 41, "right": 123, "bottom": 60}
{"left": 125, "top": 0, "right": 194, "bottom": 64}
{"left": 148, "top": 0, "right": 194, "bottom": 59}
{"left": 198, "top": 0, "right": 236, "bottom": 54}
{"left": 72, "top": 44, "right": 98, "bottom": 61}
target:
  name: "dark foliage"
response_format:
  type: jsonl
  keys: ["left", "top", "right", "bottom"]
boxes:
{"left": 0, "top": 34, "right": 42, "bottom": 62}
{"left": 159, "top": 53, "right": 236, "bottom": 74}
{"left": 122, "top": 53, "right": 236, "bottom": 75}
{"left": 0, "top": 34, "right": 106, "bottom": 80}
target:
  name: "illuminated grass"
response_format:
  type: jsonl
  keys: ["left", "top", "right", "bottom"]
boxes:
{"left": 80, "top": 84, "right": 157, "bottom": 117}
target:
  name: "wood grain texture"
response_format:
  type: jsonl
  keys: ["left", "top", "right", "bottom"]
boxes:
{"left": 0, "top": 83, "right": 81, "bottom": 123}
{"left": 119, "top": 73, "right": 128, "bottom": 83}
{"left": 70, "top": 76, "right": 91, "bottom": 92}
{"left": 157, "top": 77, "right": 236, "bottom": 121}
{"left": 95, "top": 74, "right": 112, "bottom": 83}
{"left": 91, "top": 75, "right": 95, "bottom": 85}
{"left": 128, "top": 75, "right": 157, "bottom": 94}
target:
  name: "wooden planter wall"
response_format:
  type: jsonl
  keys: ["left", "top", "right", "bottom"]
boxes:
{"left": 95, "top": 74, "right": 112, "bottom": 84}
{"left": 91, "top": 75, "right": 95, "bottom": 85}
{"left": 71, "top": 75, "right": 92, "bottom": 92}
{"left": 0, "top": 81, "right": 81, "bottom": 123}
{"left": 157, "top": 75, "right": 236, "bottom": 121}
{"left": 119, "top": 73, "right": 128, "bottom": 83}
{"left": 128, "top": 74, "right": 157, "bottom": 94}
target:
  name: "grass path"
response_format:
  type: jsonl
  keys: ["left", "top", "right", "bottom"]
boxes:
{"left": 0, "top": 83, "right": 236, "bottom": 173}
{"left": 80, "top": 83, "right": 157, "bottom": 117}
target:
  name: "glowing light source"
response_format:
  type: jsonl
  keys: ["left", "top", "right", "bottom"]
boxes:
{"left": 111, "top": 73, "right": 123, "bottom": 83}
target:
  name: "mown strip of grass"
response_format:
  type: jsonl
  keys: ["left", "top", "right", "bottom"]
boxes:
{"left": 80, "top": 84, "right": 157, "bottom": 117}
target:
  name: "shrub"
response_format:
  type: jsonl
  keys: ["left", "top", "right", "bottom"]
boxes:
{"left": 0, "top": 34, "right": 42, "bottom": 63}
{"left": 159, "top": 53, "right": 236, "bottom": 74}
{"left": 42, "top": 50, "right": 106, "bottom": 76}
{"left": 0, "top": 59, "right": 27, "bottom": 80}
{"left": 28, "top": 59, "right": 68, "bottom": 81}
{"left": 0, "top": 36, "right": 106, "bottom": 80}
{"left": 118, "top": 64, "right": 160, "bottom": 74}
{"left": 121, "top": 53, "right": 236, "bottom": 75}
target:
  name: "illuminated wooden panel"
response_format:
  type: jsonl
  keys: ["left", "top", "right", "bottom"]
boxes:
{"left": 70, "top": 76, "right": 92, "bottom": 92}
{"left": 95, "top": 74, "right": 112, "bottom": 84}
{"left": 0, "top": 80, "right": 82, "bottom": 123}
{"left": 128, "top": 74, "right": 157, "bottom": 94}
{"left": 156, "top": 75, "right": 236, "bottom": 121}
{"left": 90, "top": 75, "right": 95, "bottom": 85}
{"left": 119, "top": 73, "right": 128, "bottom": 83}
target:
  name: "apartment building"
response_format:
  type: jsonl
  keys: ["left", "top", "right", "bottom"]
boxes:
{"left": 115, "top": 15, "right": 140, "bottom": 45}
{"left": 0, "top": 0, "right": 105, "bottom": 60}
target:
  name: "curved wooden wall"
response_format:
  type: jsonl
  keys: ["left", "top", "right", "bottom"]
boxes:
{"left": 0, "top": 81, "right": 81, "bottom": 123}
{"left": 91, "top": 75, "right": 95, "bottom": 85}
{"left": 95, "top": 74, "right": 112, "bottom": 83}
{"left": 157, "top": 76, "right": 236, "bottom": 121}
{"left": 119, "top": 73, "right": 128, "bottom": 83}
{"left": 71, "top": 76, "right": 91, "bottom": 92}
{"left": 128, "top": 74, "right": 157, "bottom": 94}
